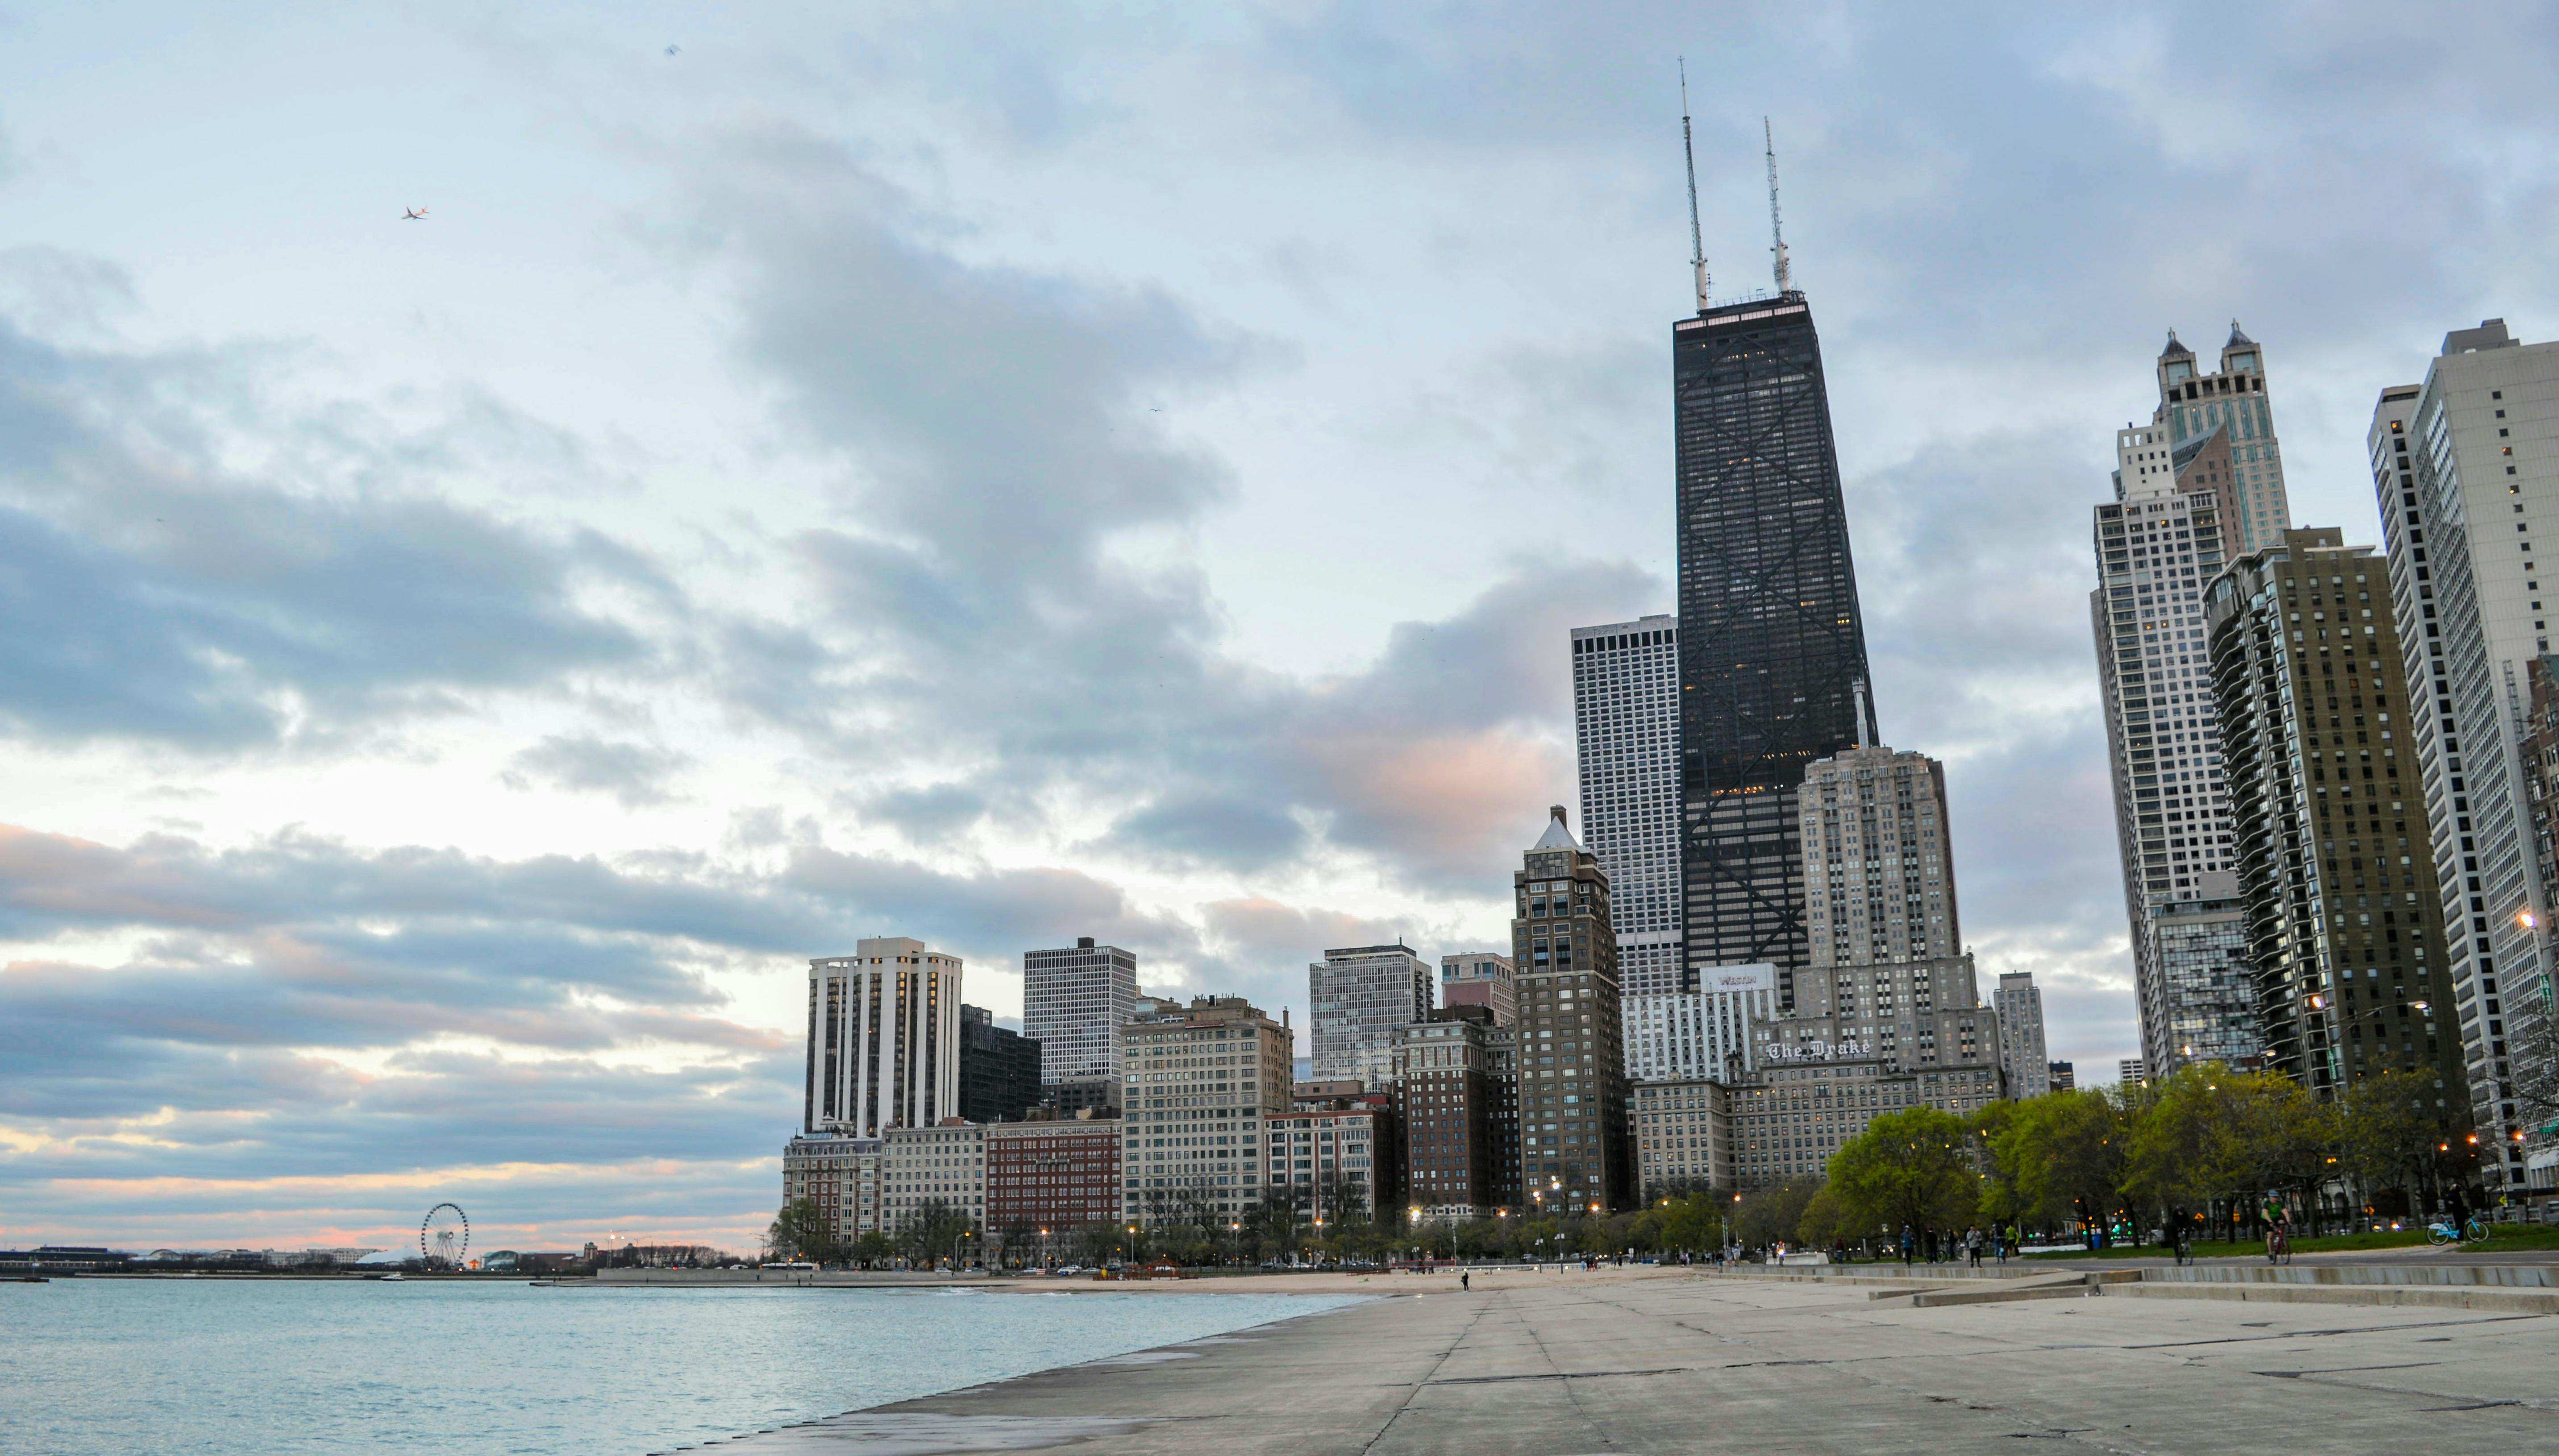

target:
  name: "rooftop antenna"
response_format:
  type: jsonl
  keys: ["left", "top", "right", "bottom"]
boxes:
{"left": 1764, "top": 116, "right": 1791, "bottom": 295}
{"left": 1680, "top": 59, "right": 1708, "bottom": 312}
{"left": 1852, "top": 677, "right": 1872, "bottom": 749}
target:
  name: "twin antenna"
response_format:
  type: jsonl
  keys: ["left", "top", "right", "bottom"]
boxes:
{"left": 1679, "top": 58, "right": 1709, "bottom": 313}
{"left": 1677, "top": 59, "right": 1792, "bottom": 311}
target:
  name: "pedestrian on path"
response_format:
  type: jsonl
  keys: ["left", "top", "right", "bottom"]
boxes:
{"left": 1964, "top": 1225, "right": 1983, "bottom": 1268}
{"left": 1461, "top": 1271, "right": 1470, "bottom": 1292}
{"left": 1899, "top": 1224, "right": 1915, "bottom": 1265}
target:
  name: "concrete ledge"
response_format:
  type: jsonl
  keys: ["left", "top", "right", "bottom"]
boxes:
{"left": 2144, "top": 1262, "right": 2559, "bottom": 1289}
{"left": 2109, "top": 1281, "right": 2559, "bottom": 1314}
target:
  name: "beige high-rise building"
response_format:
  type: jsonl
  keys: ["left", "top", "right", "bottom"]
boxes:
{"left": 1800, "top": 744, "right": 1959, "bottom": 968}
{"left": 2094, "top": 326, "right": 2288, "bottom": 1077}
{"left": 1122, "top": 995, "right": 1292, "bottom": 1222}
{"left": 1993, "top": 971, "right": 2051, "bottom": 1099}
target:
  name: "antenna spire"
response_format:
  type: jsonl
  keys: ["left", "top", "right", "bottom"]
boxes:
{"left": 1764, "top": 116, "right": 1791, "bottom": 295}
{"left": 1680, "top": 59, "right": 1708, "bottom": 313}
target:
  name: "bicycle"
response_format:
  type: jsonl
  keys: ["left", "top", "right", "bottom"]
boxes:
{"left": 2264, "top": 1226, "right": 2291, "bottom": 1265}
{"left": 2424, "top": 1215, "right": 2494, "bottom": 1245}
{"left": 2172, "top": 1229, "right": 2195, "bottom": 1266}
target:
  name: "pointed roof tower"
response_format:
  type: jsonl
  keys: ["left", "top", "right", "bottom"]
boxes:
{"left": 1532, "top": 804, "right": 1580, "bottom": 851}
{"left": 2226, "top": 319, "right": 2256, "bottom": 349}
{"left": 2160, "top": 328, "right": 2194, "bottom": 361}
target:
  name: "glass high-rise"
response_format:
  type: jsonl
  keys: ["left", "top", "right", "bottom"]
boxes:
{"left": 1674, "top": 292, "right": 1877, "bottom": 1007}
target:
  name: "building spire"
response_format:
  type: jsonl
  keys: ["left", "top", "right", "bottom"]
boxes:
{"left": 1764, "top": 116, "right": 1791, "bottom": 295}
{"left": 1680, "top": 59, "right": 1709, "bottom": 313}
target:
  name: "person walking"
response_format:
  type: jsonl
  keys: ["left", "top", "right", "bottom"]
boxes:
{"left": 1899, "top": 1224, "right": 1915, "bottom": 1265}
{"left": 1964, "top": 1225, "right": 1983, "bottom": 1268}
{"left": 1461, "top": 1270, "right": 1470, "bottom": 1292}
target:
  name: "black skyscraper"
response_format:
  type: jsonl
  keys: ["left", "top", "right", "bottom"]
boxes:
{"left": 1673, "top": 292, "right": 1877, "bottom": 1004}
{"left": 957, "top": 1004, "right": 1043, "bottom": 1124}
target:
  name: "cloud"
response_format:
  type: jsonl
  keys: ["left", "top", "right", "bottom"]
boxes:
{"left": 503, "top": 734, "right": 692, "bottom": 807}
{"left": 0, "top": 312, "right": 664, "bottom": 751}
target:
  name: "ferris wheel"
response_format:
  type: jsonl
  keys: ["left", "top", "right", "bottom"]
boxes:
{"left": 420, "top": 1203, "right": 470, "bottom": 1268}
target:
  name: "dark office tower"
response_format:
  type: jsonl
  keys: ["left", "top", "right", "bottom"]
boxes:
{"left": 957, "top": 1004, "right": 1043, "bottom": 1124}
{"left": 1674, "top": 294, "right": 1878, "bottom": 1006}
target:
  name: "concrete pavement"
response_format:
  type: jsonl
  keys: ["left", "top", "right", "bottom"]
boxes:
{"left": 700, "top": 1269, "right": 2559, "bottom": 1454}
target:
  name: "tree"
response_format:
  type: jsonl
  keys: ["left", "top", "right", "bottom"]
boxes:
{"left": 1978, "top": 1089, "right": 2130, "bottom": 1238}
{"left": 849, "top": 1231, "right": 896, "bottom": 1269}
{"left": 1828, "top": 1107, "right": 1979, "bottom": 1240}
{"left": 1734, "top": 1177, "right": 1821, "bottom": 1248}
{"left": 2336, "top": 1070, "right": 2455, "bottom": 1218}
{"left": 2123, "top": 1062, "right": 2324, "bottom": 1237}
{"left": 897, "top": 1197, "right": 976, "bottom": 1268}
{"left": 767, "top": 1198, "right": 841, "bottom": 1265}
{"left": 1795, "top": 1183, "right": 1848, "bottom": 1248}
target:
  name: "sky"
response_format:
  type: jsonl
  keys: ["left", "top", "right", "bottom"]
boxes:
{"left": 4, "top": 2, "right": 2557, "bottom": 1255}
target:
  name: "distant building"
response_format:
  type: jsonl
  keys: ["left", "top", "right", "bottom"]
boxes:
{"left": 1262, "top": 1094, "right": 1400, "bottom": 1225}
{"left": 1800, "top": 745, "right": 1960, "bottom": 969}
{"left": 805, "top": 939, "right": 962, "bottom": 1137}
{"left": 1393, "top": 1006, "right": 1506, "bottom": 1220}
{"left": 2120, "top": 1058, "right": 2148, "bottom": 1086}
{"left": 2048, "top": 1060, "right": 2076, "bottom": 1093}
{"left": 957, "top": 1004, "right": 1043, "bottom": 1124}
{"left": 2205, "top": 527, "right": 2463, "bottom": 1101}
{"left": 881, "top": 1121, "right": 986, "bottom": 1237}
{"left": 2368, "top": 324, "right": 2559, "bottom": 1191}
{"left": 1993, "top": 972, "right": 2051, "bottom": 1099}
{"left": 1573, "top": 616, "right": 1684, "bottom": 996}
{"left": 1723, "top": 1055, "right": 2000, "bottom": 1189}
{"left": 782, "top": 1133, "right": 883, "bottom": 1244}
{"left": 1439, "top": 951, "right": 1516, "bottom": 1025}
{"left": 1630, "top": 1078, "right": 1729, "bottom": 1195}
{"left": 2093, "top": 324, "right": 2288, "bottom": 1079}
{"left": 1777, "top": 951, "right": 2005, "bottom": 1082}
{"left": 1123, "top": 995, "right": 1292, "bottom": 1222}
{"left": 986, "top": 1113, "right": 1122, "bottom": 1255}
{"left": 1023, "top": 937, "right": 1136, "bottom": 1097}
{"left": 1309, "top": 944, "right": 1433, "bottom": 1089}
{"left": 1623, "top": 964, "right": 1776, "bottom": 1083}
{"left": 1511, "top": 805, "right": 1633, "bottom": 1214}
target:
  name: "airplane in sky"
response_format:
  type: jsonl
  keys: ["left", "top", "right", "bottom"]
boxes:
{"left": 402, "top": 207, "right": 428, "bottom": 220}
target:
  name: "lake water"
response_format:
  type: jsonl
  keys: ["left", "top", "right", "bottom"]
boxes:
{"left": 0, "top": 1280, "right": 1363, "bottom": 1456}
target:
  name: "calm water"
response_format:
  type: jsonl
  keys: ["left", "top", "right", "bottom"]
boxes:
{"left": 0, "top": 1280, "right": 1362, "bottom": 1456}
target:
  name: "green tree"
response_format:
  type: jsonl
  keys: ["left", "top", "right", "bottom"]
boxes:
{"left": 849, "top": 1231, "right": 896, "bottom": 1269}
{"left": 766, "top": 1198, "right": 841, "bottom": 1265}
{"left": 2335, "top": 1070, "right": 2448, "bottom": 1219}
{"left": 1979, "top": 1089, "right": 2130, "bottom": 1237}
{"left": 1734, "top": 1176, "right": 1821, "bottom": 1248}
{"left": 1795, "top": 1183, "right": 1848, "bottom": 1248}
{"left": 1828, "top": 1107, "right": 1978, "bottom": 1240}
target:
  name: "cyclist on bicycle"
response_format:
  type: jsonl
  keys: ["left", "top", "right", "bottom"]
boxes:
{"left": 2262, "top": 1191, "right": 2291, "bottom": 1263}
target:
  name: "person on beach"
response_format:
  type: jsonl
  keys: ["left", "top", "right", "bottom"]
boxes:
{"left": 1461, "top": 1271, "right": 1470, "bottom": 1292}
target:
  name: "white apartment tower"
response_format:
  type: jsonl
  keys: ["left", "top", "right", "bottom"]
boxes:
{"left": 2370, "top": 319, "right": 2559, "bottom": 1190}
{"left": 1800, "top": 744, "right": 1960, "bottom": 968}
{"left": 1993, "top": 971, "right": 2051, "bottom": 1099}
{"left": 1571, "top": 617, "right": 1684, "bottom": 996}
{"left": 2094, "top": 326, "right": 2284, "bottom": 1075}
{"left": 1022, "top": 937, "right": 1138, "bottom": 1089}
{"left": 1623, "top": 963, "right": 1777, "bottom": 1083}
{"left": 805, "top": 938, "right": 963, "bottom": 1137}
{"left": 1308, "top": 944, "right": 1434, "bottom": 1089}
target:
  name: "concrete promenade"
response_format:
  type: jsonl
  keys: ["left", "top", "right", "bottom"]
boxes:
{"left": 706, "top": 1267, "right": 2559, "bottom": 1455}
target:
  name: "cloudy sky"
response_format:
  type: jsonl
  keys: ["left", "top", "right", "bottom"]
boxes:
{"left": 4, "top": 3, "right": 2554, "bottom": 1253}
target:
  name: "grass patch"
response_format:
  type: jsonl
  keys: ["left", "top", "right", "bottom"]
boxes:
{"left": 2006, "top": 1223, "right": 2559, "bottom": 1258}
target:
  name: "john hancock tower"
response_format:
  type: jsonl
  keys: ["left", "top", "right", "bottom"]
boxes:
{"left": 1671, "top": 129, "right": 1877, "bottom": 1008}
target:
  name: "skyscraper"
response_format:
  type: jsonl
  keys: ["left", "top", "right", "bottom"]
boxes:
{"left": 1308, "top": 944, "right": 1433, "bottom": 1089}
{"left": 2094, "top": 327, "right": 2287, "bottom": 1075}
{"left": 804, "top": 938, "right": 964, "bottom": 1137}
{"left": 1511, "top": 806, "right": 1633, "bottom": 1212}
{"left": 2205, "top": 527, "right": 2463, "bottom": 1102}
{"left": 2369, "top": 319, "right": 2559, "bottom": 1189}
{"left": 1674, "top": 291, "right": 1878, "bottom": 1007}
{"left": 1023, "top": 937, "right": 1136, "bottom": 1112}
{"left": 1572, "top": 616, "right": 1684, "bottom": 997}
{"left": 1799, "top": 745, "right": 1960, "bottom": 969}
{"left": 1993, "top": 972, "right": 2051, "bottom": 1100}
